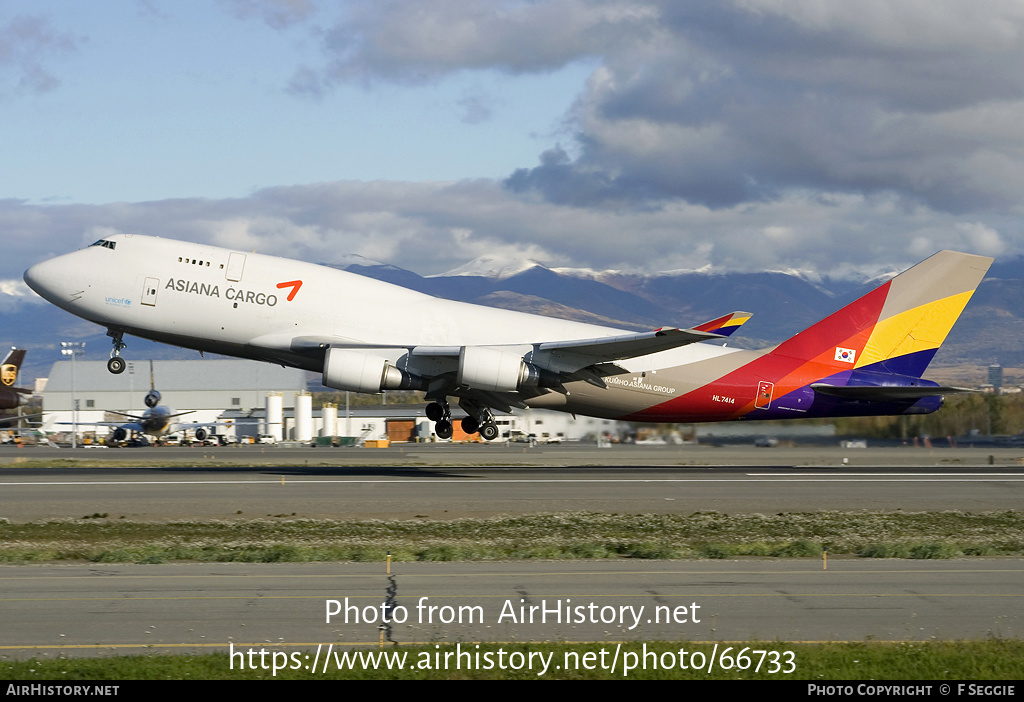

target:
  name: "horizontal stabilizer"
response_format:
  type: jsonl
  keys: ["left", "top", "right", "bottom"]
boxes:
{"left": 811, "top": 383, "right": 974, "bottom": 401}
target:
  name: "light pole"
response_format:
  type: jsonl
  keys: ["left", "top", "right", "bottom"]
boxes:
{"left": 60, "top": 342, "right": 85, "bottom": 448}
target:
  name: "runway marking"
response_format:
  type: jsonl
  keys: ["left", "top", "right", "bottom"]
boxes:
{"left": 3, "top": 593, "right": 1021, "bottom": 603}
{"left": 2, "top": 475, "right": 1024, "bottom": 487}
{"left": 2, "top": 567, "right": 1022, "bottom": 582}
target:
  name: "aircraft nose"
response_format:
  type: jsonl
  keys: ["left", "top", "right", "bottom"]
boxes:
{"left": 24, "top": 260, "right": 53, "bottom": 298}
{"left": 23, "top": 262, "right": 44, "bottom": 292}
{"left": 24, "top": 255, "right": 76, "bottom": 306}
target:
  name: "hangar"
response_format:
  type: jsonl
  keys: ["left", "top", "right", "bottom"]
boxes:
{"left": 39, "top": 358, "right": 307, "bottom": 441}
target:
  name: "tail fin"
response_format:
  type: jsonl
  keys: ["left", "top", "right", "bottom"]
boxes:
{"left": 1, "top": 349, "right": 25, "bottom": 388}
{"left": 769, "top": 250, "right": 992, "bottom": 379}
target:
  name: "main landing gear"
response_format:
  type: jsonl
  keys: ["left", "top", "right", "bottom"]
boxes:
{"left": 462, "top": 414, "right": 500, "bottom": 441}
{"left": 425, "top": 401, "right": 453, "bottom": 440}
{"left": 107, "top": 329, "right": 127, "bottom": 374}
{"left": 426, "top": 400, "right": 500, "bottom": 441}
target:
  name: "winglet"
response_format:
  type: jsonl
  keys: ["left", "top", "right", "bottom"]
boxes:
{"left": 690, "top": 311, "right": 752, "bottom": 338}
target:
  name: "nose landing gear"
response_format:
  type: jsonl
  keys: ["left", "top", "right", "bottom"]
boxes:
{"left": 106, "top": 329, "right": 127, "bottom": 374}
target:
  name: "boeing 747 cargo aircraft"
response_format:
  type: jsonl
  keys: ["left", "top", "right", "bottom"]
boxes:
{"left": 24, "top": 235, "right": 991, "bottom": 440}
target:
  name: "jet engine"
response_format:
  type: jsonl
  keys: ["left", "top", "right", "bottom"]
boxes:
{"left": 322, "top": 348, "right": 426, "bottom": 394}
{"left": 111, "top": 427, "right": 128, "bottom": 442}
{"left": 0, "top": 390, "right": 25, "bottom": 409}
{"left": 457, "top": 346, "right": 559, "bottom": 393}
{"left": 194, "top": 427, "right": 209, "bottom": 442}
{"left": 144, "top": 390, "right": 161, "bottom": 408}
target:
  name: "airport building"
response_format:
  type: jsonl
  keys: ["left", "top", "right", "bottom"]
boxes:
{"left": 39, "top": 359, "right": 308, "bottom": 440}
{"left": 38, "top": 358, "right": 627, "bottom": 444}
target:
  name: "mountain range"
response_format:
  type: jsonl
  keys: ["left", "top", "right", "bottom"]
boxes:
{"left": 340, "top": 255, "right": 1024, "bottom": 371}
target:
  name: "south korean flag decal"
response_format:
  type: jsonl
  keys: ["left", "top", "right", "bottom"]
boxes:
{"left": 835, "top": 347, "right": 857, "bottom": 364}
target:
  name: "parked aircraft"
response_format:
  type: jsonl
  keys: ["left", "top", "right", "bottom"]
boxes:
{"left": 0, "top": 348, "right": 31, "bottom": 410}
{"left": 85, "top": 361, "right": 218, "bottom": 446}
{"left": 100, "top": 388, "right": 187, "bottom": 446}
{"left": 24, "top": 235, "right": 991, "bottom": 440}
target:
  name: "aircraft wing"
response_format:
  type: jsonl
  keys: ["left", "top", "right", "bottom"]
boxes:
{"left": 63, "top": 420, "right": 146, "bottom": 431}
{"left": 537, "top": 320, "right": 743, "bottom": 361}
{"left": 0, "top": 412, "right": 44, "bottom": 423}
{"left": 253, "top": 311, "right": 751, "bottom": 369}
{"left": 250, "top": 311, "right": 751, "bottom": 399}
{"left": 176, "top": 420, "right": 235, "bottom": 429}
{"left": 105, "top": 410, "right": 196, "bottom": 421}
{"left": 531, "top": 311, "right": 751, "bottom": 373}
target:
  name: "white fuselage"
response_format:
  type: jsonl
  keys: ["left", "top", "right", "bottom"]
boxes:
{"left": 26, "top": 235, "right": 737, "bottom": 368}
{"left": 24, "top": 234, "right": 746, "bottom": 421}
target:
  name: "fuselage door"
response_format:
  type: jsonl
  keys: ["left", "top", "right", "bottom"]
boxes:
{"left": 141, "top": 277, "right": 160, "bottom": 307}
{"left": 226, "top": 253, "right": 246, "bottom": 282}
{"left": 755, "top": 380, "right": 774, "bottom": 409}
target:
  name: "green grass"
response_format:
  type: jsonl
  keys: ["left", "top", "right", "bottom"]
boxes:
{"left": 1, "top": 510, "right": 1023, "bottom": 563}
{"left": 2, "top": 640, "right": 1022, "bottom": 679}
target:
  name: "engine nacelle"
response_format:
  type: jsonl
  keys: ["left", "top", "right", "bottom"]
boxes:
{"left": 322, "top": 348, "right": 425, "bottom": 394}
{"left": 194, "top": 427, "right": 209, "bottom": 442}
{"left": 0, "top": 390, "right": 25, "bottom": 408}
{"left": 145, "top": 390, "right": 161, "bottom": 408}
{"left": 111, "top": 427, "right": 128, "bottom": 442}
{"left": 457, "top": 346, "right": 559, "bottom": 393}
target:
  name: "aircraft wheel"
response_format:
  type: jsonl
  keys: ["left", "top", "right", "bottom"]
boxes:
{"left": 107, "top": 357, "right": 126, "bottom": 374}
{"left": 460, "top": 416, "right": 479, "bottom": 435}
{"left": 435, "top": 420, "right": 453, "bottom": 440}
{"left": 426, "top": 402, "right": 445, "bottom": 422}
{"left": 480, "top": 422, "right": 499, "bottom": 441}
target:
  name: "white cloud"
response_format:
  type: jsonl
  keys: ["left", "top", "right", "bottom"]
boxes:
{"left": 5, "top": 182, "right": 1020, "bottom": 291}
{"left": 956, "top": 222, "right": 1006, "bottom": 257}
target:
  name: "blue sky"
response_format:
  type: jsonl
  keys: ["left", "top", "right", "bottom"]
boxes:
{"left": 4, "top": 1, "right": 592, "bottom": 203}
{"left": 3, "top": 0, "right": 1024, "bottom": 292}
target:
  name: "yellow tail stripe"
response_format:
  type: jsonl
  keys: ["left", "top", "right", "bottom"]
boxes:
{"left": 857, "top": 290, "right": 975, "bottom": 368}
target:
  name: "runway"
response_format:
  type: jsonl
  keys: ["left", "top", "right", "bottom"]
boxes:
{"left": 1, "top": 444, "right": 1022, "bottom": 658}
{"left": 2, "top": 444, "right": 1024, "bottom": 520}
{"left": 1, "top": 560, "right": 1021, "bottom": 659}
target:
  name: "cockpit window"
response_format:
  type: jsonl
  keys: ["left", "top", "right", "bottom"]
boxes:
{"left": 90, "top": 239, "right": 116, "bottom": 250}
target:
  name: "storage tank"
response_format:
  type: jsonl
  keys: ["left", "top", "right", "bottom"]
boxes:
{"left": 265, "top": 392, "right": 283, "bottom": 442}
{"left": 295, "top": 392, "right": 313, "bottom": 442}
{"left": 322, "top": 403, "right": 337, "bottom": 438}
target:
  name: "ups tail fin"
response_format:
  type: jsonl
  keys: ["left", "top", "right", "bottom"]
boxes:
{"left": 1, "top": 349, "right": 25, "bottom": 388}
{"left": 768, "top": 250, "right": 992, "bottom": 379}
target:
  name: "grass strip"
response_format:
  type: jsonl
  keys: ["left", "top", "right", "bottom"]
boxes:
{"left": 1, "top": 640, "right": 1022, "bottom": 679}
{"left": 1, "top": 511, "right": 1023, "bottom": 563}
